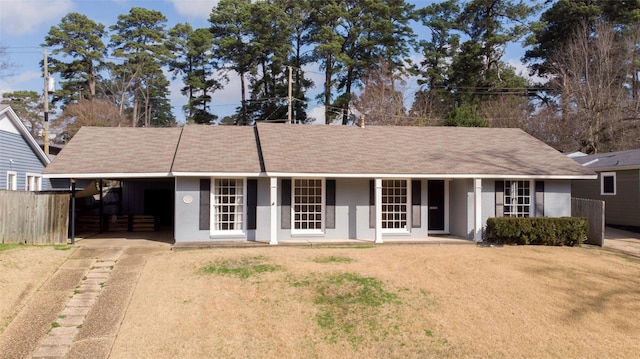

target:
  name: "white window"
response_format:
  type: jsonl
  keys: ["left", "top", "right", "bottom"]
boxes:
{"left": 600, "top": 172, "right": 616, "bottom": 195}
{"left": 382, "top": 179, "right": 410, "bottom": 232}
{"left": 26, "top": 173, "right": 42, "bottom": 191}
{"left": 6, "top": 171, "right": 17, "bottom": 191}
{"left": 504, "top": 180, "right": 531, "bottom": 217}
{"left": 292, "top": 178, "right": 324, "bottom": 233}
{"left": 212, "top": 178, "right": 245, "bottom": 233}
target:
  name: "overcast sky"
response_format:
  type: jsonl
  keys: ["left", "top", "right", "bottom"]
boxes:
{"left": 0, "top": 0, "right": 537, "bottom": 124}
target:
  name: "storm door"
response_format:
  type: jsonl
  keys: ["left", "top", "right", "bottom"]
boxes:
{"left": 428, "top": 180, "right": 445, "bottom": 231}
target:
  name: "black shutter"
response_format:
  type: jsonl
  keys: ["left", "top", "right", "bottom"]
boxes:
{"left": 535, "top": 181, "right": 544, "bottom": 217}
{"left": 247, "top": 179, "right": 258, "bottom": 230}
{"left": 495, "top": 181, "right": 504, "bottom": 217}
{"left": 412, "top": 180, "right": 421, "bottom": 228}
{"left": 369, "top": 180, "right": 375, "bottom": 228}
{"left": 199, "top": 179, "right": 210, "bottom": 230}
{"left": 281, "top": 179, "right": 291, "bottom": 229}
{"left": 326, "top": 179, "right": 336, "bottom": 229}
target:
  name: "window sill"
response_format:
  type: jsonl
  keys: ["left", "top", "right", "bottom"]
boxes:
{"left": 209, "top": 232, "right": 247, "bottom": 240}
{"left": 291, "top": 232, "right": 325, "bottom": 238}
{"left": 382, "top": 231, "right": 411, "bottom": 237}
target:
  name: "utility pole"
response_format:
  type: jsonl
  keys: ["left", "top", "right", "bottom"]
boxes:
{"left": 287, "top": 66, "right": 292, "bottom": 124}
{"left": 43, "top": 50, "right": 49, "bottom": 156}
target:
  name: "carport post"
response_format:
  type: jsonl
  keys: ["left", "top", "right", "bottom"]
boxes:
{"left": 99, "top": 179, "right": 104, "bottom": 233}
{"left": 70, "top": 178, "right": 76, "bottom": 245}
{"left": 375, "top": 178, "right": 383, "bottom": 244}
{"left": 269, "top": 177, "right": 278, "bottom": 245}
{"left": 473, "top": 178, "right": 482, "bottom": 242}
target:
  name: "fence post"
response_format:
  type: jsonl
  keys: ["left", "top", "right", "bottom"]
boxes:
{"left": 571, "top": 197, "right": 605, "bottom": 247}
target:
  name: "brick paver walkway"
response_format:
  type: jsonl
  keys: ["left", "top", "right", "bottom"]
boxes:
{"left": 31, "top": 249, "right": 123, "bottom": 358}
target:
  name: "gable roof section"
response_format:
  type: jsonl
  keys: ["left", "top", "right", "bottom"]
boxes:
{"left": 256, "top": 123, "right": 595, "bottom": 178}
{"left": 44, "top": 123, "right": 595, "bottom": 179}
{"left": 572, "top": 148, "right": 640, "bottom": 171}
{"left": 0, "top": 105, "right": 50, "bottom": 166}
{"left": 43, "top": 127, "right": 182, "bottom": 178}
{"left": 171, "top": 125, "right": 262, "bottom": 175}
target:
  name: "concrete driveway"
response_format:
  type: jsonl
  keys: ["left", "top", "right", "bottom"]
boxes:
{"left": 604, "top": 226, "right": 640, "bottom": 258}
{"left": 0, "top": 235, "right": 171, "bottom": 359}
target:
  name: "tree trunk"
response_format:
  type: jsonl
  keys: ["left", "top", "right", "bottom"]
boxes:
{"left": 342, "top": 68, "right": 353, "bottom": 125}
{"left": 325, "top": 53, "right": 332, "bottom": 125}
{"left": 240, "top": 70, "right": 247, "bottom": 126}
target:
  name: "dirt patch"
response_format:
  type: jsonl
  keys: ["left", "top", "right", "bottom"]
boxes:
{"left": 111, "top": 245, "right": 640, "bottom": 358}
{"left": 0, "top": 246, "right": 73, "bottom": 333}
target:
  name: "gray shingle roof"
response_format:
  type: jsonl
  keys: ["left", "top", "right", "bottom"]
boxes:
{"left": 572, "top": 148, "right": 640, "bottom": 171}
{"left": 44, "top": 123, "right": 595, "bottom": 179}
{"left": 43, "top": 127, "right": 182, "bottom": 176}
{"left": 171, "top": 125, "right": 261, "bottom": 174}
{"left": 257, "top": 123, "right": 595, "bottom": 177}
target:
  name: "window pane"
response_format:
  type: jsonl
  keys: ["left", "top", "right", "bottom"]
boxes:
{"left": 381, "top": 180, "right": 408, "bottom": 230}
{"left": 603, "top": 176, "right": 614, "bottom": 193}
{"left": 503, "top": 180, "right": 530, "bottom": 218}
{"left": 293, "top": 179, "right": 323, "bottom": 231}
{"left": 213, "top": 178, "right": 244, "bottom": 232}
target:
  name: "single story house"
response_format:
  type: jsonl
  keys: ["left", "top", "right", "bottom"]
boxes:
{"left": 43, "top": 123, "right": 595, "bottom": 244}
{"left": 0, "top": 104, "right": 67, "bottom": 191}
{"left": 571, "top": 148, "right": 640, "bottom": 229}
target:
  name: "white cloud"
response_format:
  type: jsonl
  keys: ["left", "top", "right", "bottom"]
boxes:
{"left": 307, "top": 106, "right": 324, "bottom": 124}
{"left": 0, "top": 0, "right": 73, "bottom": 35}
{"left": 167, "top": 0, "right": 218, "bottom": 18}
{"left": 506, "top": 59, "right": 548, "bottom": 85}
{"left": 0, "top": 70, "right": 41, "bottom": 95}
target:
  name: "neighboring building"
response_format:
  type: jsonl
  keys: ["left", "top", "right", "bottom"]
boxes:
{"left": 0, "top": 105, "right": 66, "bottom": 191}
{"left": 572, "top": 148, "right": 640, "bottom": 229}
{"left": 43, "top": 123, "right": 595, "bottom": 244}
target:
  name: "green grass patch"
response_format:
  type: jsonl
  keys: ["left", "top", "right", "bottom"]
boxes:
{"left": 200, "top": 256, "right": 282, "bottom": 280}
{"left": 53, "top": 245, "right": 71, "bottom": 250}
{"left": 313, "top": 255, "right": 354, "bottom": 264}
{"left": 48, "top": 322, "right": 60, "bottom": 333}
{"left": 297, "top": 272, "right": 400, "bottom": 345}
{"left": 0, "top": 243, "right": 23, "bottom": 252}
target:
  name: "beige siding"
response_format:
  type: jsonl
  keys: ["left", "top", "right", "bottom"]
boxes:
{"left": 572, "top": 170, "right": 640, "bottom": 227}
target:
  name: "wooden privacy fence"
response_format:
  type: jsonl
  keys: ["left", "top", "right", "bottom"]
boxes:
{"left": 572, "top": 197, "right": 605, "bottom": 247}
{"left": 0, "top": 191, "right": 69, "bottom": 245}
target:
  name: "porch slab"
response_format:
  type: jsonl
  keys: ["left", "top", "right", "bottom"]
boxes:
{"left": 172, "top": 237, "right": 474, "bottom": 250}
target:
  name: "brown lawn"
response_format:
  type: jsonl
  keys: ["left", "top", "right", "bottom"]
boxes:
{"left": 0, "top": 245, "right": 72, "bottom": 333}
{"left": 110, "top": 244, "right": 640, "bottom": 358}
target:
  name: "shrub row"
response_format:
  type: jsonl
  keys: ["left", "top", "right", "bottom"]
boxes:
{"left": 485, "top": 217, "right": 588, "bottom": 246}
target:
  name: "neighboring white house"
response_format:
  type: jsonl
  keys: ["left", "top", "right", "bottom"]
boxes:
{"left": 43, "top": 123, "right": 596, "bottom": 244}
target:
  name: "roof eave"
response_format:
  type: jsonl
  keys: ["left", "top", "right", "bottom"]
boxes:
{"left": 171, "top": 172, "right": 264, "bottom": 177}
{"left": 264, "top": 172, "right": 598, "bottom": 180}
{"left": 43, "top": 172, "right": 174, "bottom": 179}
{"left": 583, "top": 165, "right": 640, "bottom": 172}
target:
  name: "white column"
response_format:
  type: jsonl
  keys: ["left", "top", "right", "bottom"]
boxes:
{"left": 474, "top": 178, "right": 483, "bottom": 242}
{"left": 270, "top": 177, "right": 278, "bottom": 245}
{"left": 375, "top": 178, "right": 383, "bottom": 244}
{"left": 444, "top": 179, "right": 450, "bottom": 234}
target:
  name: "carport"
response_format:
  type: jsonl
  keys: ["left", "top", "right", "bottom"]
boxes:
{"left": 42, "top": 127, "right": 183, "bottom": 243}
{"left": 71, "top": 178, "right": 174, "bottom": 236}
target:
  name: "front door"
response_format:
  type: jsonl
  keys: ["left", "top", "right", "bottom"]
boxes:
{"left": 428, "top": 180, "right": 445, "bottom": 231}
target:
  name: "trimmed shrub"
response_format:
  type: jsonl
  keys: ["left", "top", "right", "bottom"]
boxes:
{"left": 485, "top": 217, "right": 588, "bottom": 246}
